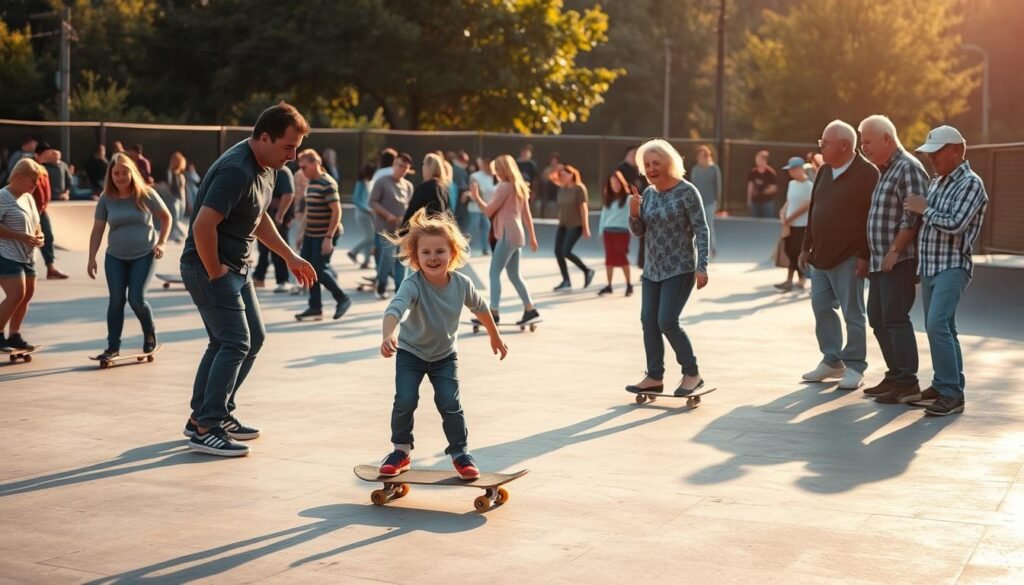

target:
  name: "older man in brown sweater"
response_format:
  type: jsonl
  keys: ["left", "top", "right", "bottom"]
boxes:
{"left": 799, "top": 120, "right": 879, "bottom": 390}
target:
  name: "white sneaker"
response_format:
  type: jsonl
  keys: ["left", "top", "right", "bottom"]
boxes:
{"left": 837, "top": 369, "right": 864, "bottom": 390}
{"left": 273, "top": 283, "right": 292, "bottom": 294}
{"left": 375, "top": 292, "right": 390, "bottom": 301}
{"left": 802, "top": 361, "right": 846, "bottom": 382}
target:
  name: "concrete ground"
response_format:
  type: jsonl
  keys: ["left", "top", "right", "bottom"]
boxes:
{"left": 1, "top": 217, "right": 1022, "bottom": 584}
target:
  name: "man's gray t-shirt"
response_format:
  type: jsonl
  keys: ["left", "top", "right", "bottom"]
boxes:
{"left": 369, "top": 175, "right": 412, "bottom": 233}
{"left": 95, "top": 190, "right": 169, "bottom": 260}
{"left": 181, "top": 140, "right": 274, "bottom": 271}
{"left": 384, "top": 271, "right": 488, "bottom": 362}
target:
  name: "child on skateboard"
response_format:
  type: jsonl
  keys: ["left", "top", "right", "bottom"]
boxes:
{"left": 378, "top": 208, "right": 507, "bottom": 480}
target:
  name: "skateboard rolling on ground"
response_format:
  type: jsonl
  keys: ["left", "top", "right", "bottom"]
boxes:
{"left": 294, "top": 313, "right": 323, "bottom": 322}
{"left": 89, "top": 345, "right": 162, "bottom": 369}
{"left": 629, "top": 386, "right": 717, "bottom": 408}
{"left": 356, "top": 276, "right": 392, "bottom": 293}
{"left": 156, "top": 273, "right": 183, "bottom": 289}
{"left": 466, "top": 319, "right": 543, "bottom": 334}
{"left": 353, "top": 465, "right": 528, "bottom": 512}
{"left": 3, "top": 346, "right": 42, "bottom": 364}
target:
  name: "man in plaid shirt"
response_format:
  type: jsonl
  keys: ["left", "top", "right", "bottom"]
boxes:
{"left": 858, "top": 115, "right": 930, "bottom": 405}
{"left": 904, "top": 125, "right": 988, "bottom": 416}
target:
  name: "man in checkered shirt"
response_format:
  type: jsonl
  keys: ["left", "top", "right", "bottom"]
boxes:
{"left": 857, "top": 115, "right": 930, "bottom": 405}
{"left": 904, "top": 125, "right": 988, "bottom": 417}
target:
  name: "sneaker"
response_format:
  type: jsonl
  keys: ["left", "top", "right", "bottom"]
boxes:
{"left": 625, "top": 283, "right": 634, "bottom": 297}
{"left": 802, "top": 361, "right": 846, "bottom": 382}
{"left": 6, "top": 333, "right": 36, "bottom": 351}
{"left": 183, "top": 418, "right": 198, "bottom": 438}
{"left": 471, "top": 313, "right": 500, "bottom": 326}
{"left": 907, "top": 386, "right": 939, "bottom": 407}
{"left": 552, "top": 280, "right": 571, "bottom": 292}
{"left": 273, "top": 283, "right": 292, "bottom": 293}
{"left": 674, "top": 378, "right": 704, "bottom": 397}
{"left": 597, "top": 285, "right": 613, "bottom": 296}
{"left": 375, "top": 291, "right": 390, "bottom": 301}
{"left": 253, "top": 279, "right": 265, "bottom": 288}
{"left": 290, "top": 286, "right": 306, "bottom": 296}
{"left": 295, "top": 307, "right": 323, "bottom": 321}
{"left": 774, "top": 282, "right": 794, "bottom": 292}
{"left": 874, "top": 382, "right": 923, "bottom": 404}
{"left": 334, "top": 297, "right": 353, "bottom": 320}
{"left": 862, "top": 380, "right": 894, "bottom": 396}
{"left": 0, "top": 334, "right": 11, "bottom": 352}
{"left": 93, "top": 348, "right": 119, "bottom": 361}
{"left": 221, "top": 415, "right": 261, "bottom": 440}
{"left": 517, "top": 309, "right": 540, "bottom": 326}
{"left": 143, "top": 336, "right": 157, "bottom": 354}
{"left": 453, "top": 453, "right": 481, "bottom": 480}
{"left": 346, "top": 250, "right": 358, "bottom": 264}
{"left": 359, "top": 261, "right": 371, "bottom": 270}
{"left": 925, "top": 395, "right": 965, "bottom": 416}
{"left": 583, "top": 268, "right": 596, "bottom": 288}
{"left": 189, "top": 426, "right": 250, "bottom": 457}
{"left": 837, "top": 369, "right": 864, "bottom": 390}
{"left": 379, "top": 450, "right": 411, "bottom": 477}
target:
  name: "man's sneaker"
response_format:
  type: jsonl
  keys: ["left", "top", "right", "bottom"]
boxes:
{"left": 375, "top": 291, "right": 390, "bottom": 301}
{"left": 143, "top": 336, "right": 158, "bottom": 354}
{"left": 6, "top": 333, "right": 35, "bottom": 351}
{"left": 597, "top": 285, "right": 613, "bottom": 296}
{"left": 925, "top": 395, "right": 965, "bottom": 416}
{"left": 221, "top": 415, "right": 261, "bottom": 440}
{"left": 862, "top": 380, "right": 893, "bottom": 396}
{"left": 0, "top": 334, "right": 12, "bottom": 352}
{"left": 907, "top": 386, "right": 939, "bottom": 407}
{"left": 552, "top": 280, "right": 571, "bottom": 292}
{"left": 874, "top": 382, "right": 922, "bottom": 404}
{"left": 183, "top": 418, "right": 198, "bottom": 438}
{"left": 379, "top": 450, "right": 411, "bottom": 477}
{"left": 453, "top": 454, "right": 481, "bottom": 480}
{"left": 334, "top": 297, "right": 353, "bottom": 320}
{"left": 273, "top": 283, "right": 292, "bottom": 293}
{"left": 189, "top": 426, "right": 250, "bottom": 457}
{"left": 295, "top": 307, "right": 323, "bottom": 321}
{"left": 802, "top": 361, "right": 845, "bottom": 382}
{"left": 583, "top": 268, "right": 596, "bottom": 288}
{"left": 837, "top": 369, "right": 864, "bottom": 390}
{"left": 346, "top": 250, "right": 358, "bottom": 264}
{"left": 516, "top": 309, "right": 540, "bottom": 326}
{"left": 93, "top": 348, "right": 119, "bottom": 361}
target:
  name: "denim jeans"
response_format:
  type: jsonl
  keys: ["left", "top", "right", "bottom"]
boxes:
{"left": 300, "top": 233, "right": 348, "bottom": 311}
{"left": 867, "top": 259, "right": 918, "bottom": 384}
{"left": 922, "top": 268, "right": 970, "bottom": 399}
{"left": 167, "top": 197, "right": 187, "bottom": 242}
{"left": 467, "top": 211, "right": 491, "bottom": 254}
{"left": 181, "top": 263, "right": 266, "bottom": 428}
{"left": 253, "top": 221, "right": 291, "bottom": 284}
{"left": 376, "top": 235, "right": 406, "bottom": 294}
{"left": 39, "top": 211, "right": 55, "bottom": 265}
{"left": 489, "top": 235, "right": 533, "bottom": 313}
{"left": 350, "top": 209, "right": 375, "bottom": 259}
{"left": 810, "top": 255, "right": 867, "bottom": 373}
{"left": 104, "top": 253, "right": 156, "bottom": 351}
{"left": 640, "top": 272, "right": 699, "bottom": 379}
{"left": 703, "top": 202, "right": 716, "bottom": 252}
{"left": 555, "top": 225, "right": 588, "bottom": 283}
{"left": 390, "top": 350, "right": 468, "bottom": 455}
{"left": 750, "top": 200, "right": 775, "bottom": 218}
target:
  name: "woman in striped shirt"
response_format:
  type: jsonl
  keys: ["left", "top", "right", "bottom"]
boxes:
{"left": 0, "top": 158, "right": 46, "bottom": 352}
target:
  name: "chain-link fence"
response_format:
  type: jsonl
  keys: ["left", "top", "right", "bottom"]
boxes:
{"left": 2, "top": 119, "right": 1021, "bottom": 253}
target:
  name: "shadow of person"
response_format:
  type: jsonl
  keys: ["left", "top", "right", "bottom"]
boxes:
{"left": 84, "top": 504, "right": 486, "bottom": 584}
{"left": 0, "top": 441, "right": 216, "bottom": 498}
{"left": 686, "top": 384, "right": 956, "bottom": 494}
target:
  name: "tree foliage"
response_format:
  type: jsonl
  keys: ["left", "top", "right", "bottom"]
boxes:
{"left": 735, "top": 0, "right": 979, "bottom": 145}
{"left": 0, "top": 19, "right": 48, "bottom": 119}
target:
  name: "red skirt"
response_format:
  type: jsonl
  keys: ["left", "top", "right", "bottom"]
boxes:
{"left": 603, "top": 230, "right": 630, "bottom": 267}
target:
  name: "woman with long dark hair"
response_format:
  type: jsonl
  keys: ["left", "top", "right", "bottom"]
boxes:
{"left": 597, "top": 170, "right": 633, "bottom": 296}
{"left": 550, "top": 164, "right": 594, "bottom": 291}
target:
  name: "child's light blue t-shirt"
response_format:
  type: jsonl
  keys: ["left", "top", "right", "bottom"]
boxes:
{"left": 384, "top": 270, "right": 488, "bottom": 362}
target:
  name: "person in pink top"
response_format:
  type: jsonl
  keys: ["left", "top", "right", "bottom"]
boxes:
{"left": 468, "top": 154, "right": 541, "bottom": 326}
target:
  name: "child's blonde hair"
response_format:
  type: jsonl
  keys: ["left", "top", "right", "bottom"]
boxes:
{"left": 385, "top": 208, "right": 470, "bottom": 272}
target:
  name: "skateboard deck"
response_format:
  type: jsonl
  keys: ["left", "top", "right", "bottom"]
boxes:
{"left": 294, "top": 312, "right": 324, "bottom": 321}
{"left": 465, "top": 319, "right": 543, "bottom": 334}
{"left": 156, "top": 273, "right": 183, "bottom": 289}
{"left": 89, "top": 345, "right": 162, "bottom": 369}
{"left": 353, "top": 465, "right": 528, "bottom": 512}
{"left": 3, "top": 345, "right": 43, "bottom": 363}
{"left": 628, "top": 386, "right": 716, "bottom": 407}
{"left": 356, "top": 276, "right": 393, "bottom": 293}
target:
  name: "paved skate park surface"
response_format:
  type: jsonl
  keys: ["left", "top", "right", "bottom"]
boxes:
{"left": 2, "top": 211, "right": 1023, "bottom": 584}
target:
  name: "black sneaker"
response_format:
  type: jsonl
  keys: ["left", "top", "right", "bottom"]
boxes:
{"left": 584, "top": 268, "right": 595, "bottom": 288}
{"left": 625, "top": 283, "right": 634, "bottom": 297}
{"left": 189, "top": 426, "right": 250, "bottom": 456}
{"left": 7, "top": 333, "right": 35, "bottom": 351}
{"left": 143, "top": 336, "right": 158, "bottom": 354}
{"left": 183, "top": 418, "right": 198, "bottom": 438}
{"left": 674, "top": 378, "right": 704, "bottom": 397}
{"left": 0, "top": 333, "right": 10, "bottom": 352}
{"left": 597, "top": 285, "right": 613, "bottom": 296}
{"left": 472, "top": 313, "right": 500, "bottom": 326}
{"left": 221, "top": 415, "right": 261, "bottom": 440}
{"left": 925, "top": 395, "right": 964, "bottom": 416}
{"left": 346, "top": 250, "right": 358, "bottom": 264}
{"left": 552, "top": 281, "right": 571, "bottom": 292}
{"left": 295, "top": 307, "right": 323, "bottom": 321}
{"left": 334, "top": 297, "right": 352, "bottom": 320}
{"left": 94, "top": 348, "right": 120, "bottom": 361}
{"left": 516, "top": 309, "right": 540, "bottom": 326}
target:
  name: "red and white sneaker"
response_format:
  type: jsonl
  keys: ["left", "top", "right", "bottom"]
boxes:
{"left": 452, "top": 454, "right": 481, "bottom": 480}
{"left": 378, "top": 450, "right": 410, "bottom": 477}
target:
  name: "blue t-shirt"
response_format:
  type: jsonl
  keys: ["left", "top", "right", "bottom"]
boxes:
{"left": 181, "top": 140, "right": 275, "bottom": 271}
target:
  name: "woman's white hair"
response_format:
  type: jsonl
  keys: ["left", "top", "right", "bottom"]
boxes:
{"left": 635, "top": 139, "right": 685, "bottom": 180}
{"left": 824, "top": 119, "right": 858, "bottom": 149}
{"left": 857, "top": 115, "right": 903, "bottom": 148}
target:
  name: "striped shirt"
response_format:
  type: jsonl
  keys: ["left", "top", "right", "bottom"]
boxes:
{"left": 917, "top": 161, "right": 988, "bottom": 277}
{"left": 0, "top": 187, "right": 41, "bottom": 263}
{"left": 303, "top": 174, "right": 340, "bottom": 238}
{"left": 866, "top": 148, "right": 929, "bottom": 272}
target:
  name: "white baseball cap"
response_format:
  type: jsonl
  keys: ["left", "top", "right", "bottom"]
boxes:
{"left": 916, "top": 125, "right": 965, "bottom": 153}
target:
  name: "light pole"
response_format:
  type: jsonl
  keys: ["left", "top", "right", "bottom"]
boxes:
{"left": 662, "top": 38, "right": 672, "bottom": 137}
{"left": 962, "top": 43, "right": 990, "bottom": 144}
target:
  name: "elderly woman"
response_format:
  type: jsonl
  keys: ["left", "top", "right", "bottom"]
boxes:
{"left": 0, "top": 159, "right": 46, "bottom": 352}
{"left": 625, "top": 139, "right": 710, "bottom": 397}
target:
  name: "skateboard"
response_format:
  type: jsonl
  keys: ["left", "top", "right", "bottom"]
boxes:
{"left": 3, "top": 346, "right": 42, "bottom": 364}
{"left": 294, "top": 312, "right": 324, "bottom": 321}
{"left": 466, "top": 319, "right": 542, "bottom": 334}
{"left": 89, "top": 345, "right": 162, "bottom": 369}
{"left": 629, "top": 386, "right": 717, "bottom": 408}
{"left": 353, "top": 465, "right": 528, "bottom": 512}
{"left": 156, "top": 273, "right": 183, "bottom": 289}
{"left": 356, "top": 276, "right": 393, "bottom": 293}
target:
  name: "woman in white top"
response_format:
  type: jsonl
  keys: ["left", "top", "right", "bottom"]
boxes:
{"left": 467, "top": 154, "right": 498, "bottom": 255}
{"left": 776, "top": 156, "right": 813, "bottom": 291}
{"left": 0, "top": 159, "right": 46, "bottom": 352}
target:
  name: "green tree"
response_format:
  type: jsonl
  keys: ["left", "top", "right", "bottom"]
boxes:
{"left": 0, "top": 19, "right": 48, "bottom": 119}
{"left": 735, "top": 0, "right": 979, "bottom": 145}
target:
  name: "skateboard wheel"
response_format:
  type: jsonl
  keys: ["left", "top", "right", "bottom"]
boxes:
{"left": 529, "top": 324, "right": 537, "bottom": 332}
{"left": 371, "top": 490, "right": 388, "bottom": 506}
{"left": 137, "top": 357, "right": 145, "bottom": 362}
{"left": 100, "top": 361, "right": 110, "bottom": 369}
{"left": 472, "top": 326, "right": 480, "bottom": 334}
{"left": 687, "top": 397, "right": 699, "bottom": 408}
{"left": 9, "top": 355, "right": 16, "bottom": 362}
{"left": 163, "top": 282, "right": 170, "bottom": 289}
{"left": 147, "top": 355, "right": 155, "bottom": 362}
{"left": 474, "top": 495, "right": 491, "bottom": 512}
{"left": 496, "top": 487, "right": 509, "bottom": 505}
{"left": 635, "top": 394, "right": 646, "bottom": 404}
{"left": 519, "top": 325, "right": 525, "bottom": 332}
{"left": 396, "top": 483, "right": 410, "bottom": 498}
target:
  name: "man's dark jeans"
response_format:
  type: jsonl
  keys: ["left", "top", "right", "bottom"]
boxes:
{"left": 253, "top": 221, "right": 291, "bottom": 285}
{"left": 867, "top": 259, "right": 919, "bottom": 385}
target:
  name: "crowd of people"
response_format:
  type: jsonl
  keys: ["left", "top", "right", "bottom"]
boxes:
{"left": 0, "top": 102, "right": 990, "bottom": 475}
